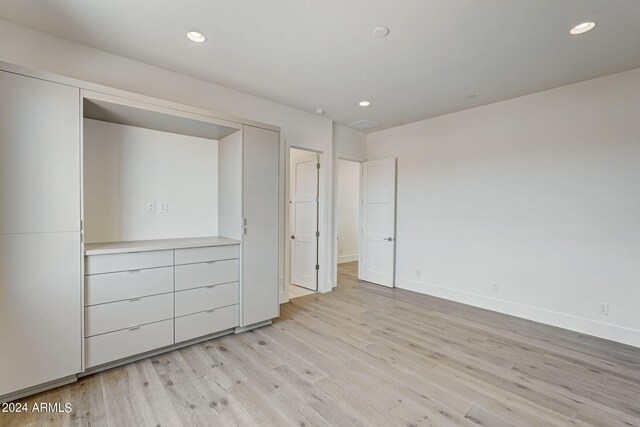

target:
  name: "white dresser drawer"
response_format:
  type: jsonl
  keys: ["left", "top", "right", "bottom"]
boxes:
{"left": 175, "top": 304, "right": 238, "bottom": 343}
{"left": 175, "top": 282, "right": 239, "bottom": 317}
{"left": 85, "top": 250, "right": 173, "bottom": 275}
{"left": 85, "top": 266, "right": 173, "bottom": 306}
{"left": 174, "top": 259, "right": 239, "bottom": 291}
{"left": 174, "top": 244, "right": 239, "bottom": 265}
{"left": 84, "top": 293, "right": 173, "bottom": 337}
{"left": 85, "top": 319, "right": 173, "bottom": 368}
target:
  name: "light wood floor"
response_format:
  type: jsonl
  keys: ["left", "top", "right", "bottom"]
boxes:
{"left": 3, "top": 261, "right": 640, "bottom": 427}
{"left": 289, "top": 283, "right": 316, "bottom": 299}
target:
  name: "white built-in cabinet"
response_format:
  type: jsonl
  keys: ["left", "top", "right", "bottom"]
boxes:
{"left": 219, "top": 125, "right": 280, "bottom": 327}
{"left": 0, "top": 71, "right": 82, "bottom": 397}
{"left": 241, "top": 126, "right": 280, "bottom": 326}
{"left": 83, "top": 238, "right": 241, "bottom": 368}
{"left": 0, "top": 63, "right": 280, "bottom": 402}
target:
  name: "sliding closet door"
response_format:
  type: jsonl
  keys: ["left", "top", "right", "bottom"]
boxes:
{"left": 242, "top": 125, "right": 279, "bottom": 326}
{"left": 0, "top": 71, "right": 81, "bottom": 397}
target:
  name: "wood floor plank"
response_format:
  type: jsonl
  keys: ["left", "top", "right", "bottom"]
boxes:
{"left": 312, "top": 377, "right": 409, "bottom": 427}
{"left": 464, "top": 405, "right": 516, "bottom": 427}
{"left": 99, "top": 367, "right": 147, "bottom": 427}
{"left": 227, "top": 381, "right": 291, "bottom": 426}
{"left": 127, "top": 360, "right": 185, "bottom": 427}
{"left": 304, "top": 350, "right": 451, "bottom": 426}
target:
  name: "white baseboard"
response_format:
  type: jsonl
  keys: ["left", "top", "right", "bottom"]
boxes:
{"left": 396, "top": 277, "right": 640, "bottom": 348}
{"left": 320, "top": 281, "right": 332, "bottom": 293}
{"left": 279, "top": 290, "right": 288, "bottom": 304}
{"left": 338, "top": 254, "right": 358, "bottom": 264}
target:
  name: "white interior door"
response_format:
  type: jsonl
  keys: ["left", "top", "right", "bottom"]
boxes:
{"left": 359, "top": 158, "right": 396, "bottom": 287}
{"left": 290, "top": 153, "right": 319, "bottom": 290}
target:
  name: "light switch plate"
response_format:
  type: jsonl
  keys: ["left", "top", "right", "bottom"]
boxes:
{"left": 146, "top": 201, "right": 156, "bottom": 213}
{"left": 159, "top": 201, "right": 169, "bottom": 214}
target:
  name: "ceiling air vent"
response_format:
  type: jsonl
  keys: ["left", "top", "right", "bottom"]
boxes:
{"left": 349, "top": 119, "right": 378, "bottom": 130}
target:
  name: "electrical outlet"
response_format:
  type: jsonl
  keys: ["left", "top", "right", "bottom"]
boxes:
{"left": 490, "top": 284, "right": 499, "bottom": 293}
{"left": 146, "top": 201, "right": 156, "bottom": 213}
{"left": 158, "top": 201, "right": 169, "bottom": 214}
{"left": 598, "top": 303, "right": 609, "bottom": 315}
{"left": 416, "top": 270, "right": 421, "bottom": 278}
{"left": 339, "top": 248, "right": 343, "bottom": 255}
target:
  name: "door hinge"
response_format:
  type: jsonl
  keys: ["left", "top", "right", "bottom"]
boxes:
{"left": 317, "top": 163, "right": 320, "bottom": 169}
{"left": 315, "top": 231, "right": 320, "bottom": 237}
{"left": 315, "top": 196, "right": 319, "bottom": 203}
{"left": 315, "top": 264, "right": 320, "bottom": 271}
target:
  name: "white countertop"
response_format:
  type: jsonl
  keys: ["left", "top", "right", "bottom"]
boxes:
{"left": 84, "top": 236, "right": 240, "bottom": 256}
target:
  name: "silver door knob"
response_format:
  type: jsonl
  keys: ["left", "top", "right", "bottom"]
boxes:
{"left": 384, "top": 237, "right": 394, "bottom": 241}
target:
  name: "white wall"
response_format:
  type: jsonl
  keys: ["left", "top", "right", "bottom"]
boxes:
{"left": 0, "top": 18, "right": 334, "bottom": 296}
{"left": 337, "top": 159, "right": 360, "bottom": 263}
{"left": 368, "top": 68, "right": 640, "bottom": 347}
{"left": 84, "top": 119, "right": 218, "bottom": 242}
{"left": 334, "top": 124, "right": 367, "bottom": 162}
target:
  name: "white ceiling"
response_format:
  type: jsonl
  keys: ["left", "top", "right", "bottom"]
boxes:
{"left": 1, "top": 0, "right": 639, "bottom": 131}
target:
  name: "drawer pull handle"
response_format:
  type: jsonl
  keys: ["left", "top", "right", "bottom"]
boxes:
{"left": 205, "top": 260, "right": 217, "bottom": 264}
{"left": 128, "top": 297, "right": 141, "bottom": 302}
{"left": 206, "top": 309, "right": 216, "bottom": 313}
{"left": 205, "top": 285, "right": 215, "bottom": 288}
{"left": 128, "top": 269, "right": 141, "bottom": 273}
{"left": 128, "top": 326, "right": 141, "bottom": 331}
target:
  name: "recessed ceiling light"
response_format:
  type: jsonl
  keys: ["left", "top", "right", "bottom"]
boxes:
{"left": 570, "top": 22, "right": 596, "bottom": 35}
{"left": 187, "top": 31, "right": 206, "bottom": 43}
{"left": 315, "top": 108, "right": 325, "bottom": 115}
{"left": 358, "top": 101, "right": 371, "bottom": 107}
{"left": 372, "top": 26, "right": 390, "bottom": 38}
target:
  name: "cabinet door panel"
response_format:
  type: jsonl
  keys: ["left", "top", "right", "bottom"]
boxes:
{"left": 242, "top": 225, "right": 279, "bottom": 325}
{"left": 242, "top": 126, "right": 279, "bottom": 326}
{"left": 243, "top": 126, "right": 279, "bottom": 227}
{"left": 85, "top": 266, "right": 174, "bottom": 306}
{"left": 174, "top": 259, "right": 239, "bottom": 291}
{"left": 84, "top": 293, "right": 173, "bottom": 337}
{"left": 0, "top": 233, "right": 82, "bottom": 397}
{"left": 0, "top": 71, "right": 80, "bottom": 233}
{"left": 85, "top": 319, "right": 173, "bottom": 369}
{"left": 175, "top": 282, "right": 239, "bottom": 317}
{"left": 174, "top": 244, "right": 239, "bottom": 265}
{"left": 175, "top": 305, "right": 238, "bottom": 343}
{"left": 85, "top": 250, "right": 173, "bottom": 275}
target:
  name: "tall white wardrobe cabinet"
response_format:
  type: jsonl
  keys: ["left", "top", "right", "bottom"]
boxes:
{"left": 0, "top": 69, "right": 82, "bottom": 399}
{"left": 0, "top": 63, "right": 280, "bottom": 402}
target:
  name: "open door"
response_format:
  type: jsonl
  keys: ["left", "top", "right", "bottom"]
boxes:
{"left": 290, "top": 153, "right": 319, "bottom": 290}
{"left": 359, "top": 158, "right": 396, "bottom": 287}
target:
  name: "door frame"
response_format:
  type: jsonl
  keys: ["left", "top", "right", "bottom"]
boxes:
{"left": 283, "top": 144, "right": 328, "bottom": 303}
